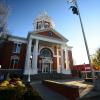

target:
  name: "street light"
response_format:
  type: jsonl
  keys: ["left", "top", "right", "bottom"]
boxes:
{"left": 67, "top": 0, "right": 95, "bottom": 83}
{"left": 27, "top": 55, "right": 32, "bottom": 83}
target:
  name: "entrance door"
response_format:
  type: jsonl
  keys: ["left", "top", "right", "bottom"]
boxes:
{"left": 42, "top": 63, "right": 50, "bottom": 73}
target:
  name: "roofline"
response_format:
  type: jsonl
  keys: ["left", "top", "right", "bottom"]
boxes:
{"left": 8, "top": 35, "right": 26, "bottom": 40}
{"left": 28, "top": 28, "right": 69, "bottom": 42}
{"left": 50, "top": 28, "right": 69, "bottom": 42}
{"left": 8, "top": 35, "right": 27, "bottom": 43}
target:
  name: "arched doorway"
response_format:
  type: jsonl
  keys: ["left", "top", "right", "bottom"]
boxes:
{"left": 39, "top": 48, "right": 53, "bottom": 73}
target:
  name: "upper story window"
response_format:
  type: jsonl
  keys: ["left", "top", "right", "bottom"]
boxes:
{"left": 12, "top": 43, "right": 21, "bottom": 53}
{"left": 37, "top": 22, "right": 42, "bottom": 29}
{"left": 44, "top": 22, "right": 49, "bottom": 29}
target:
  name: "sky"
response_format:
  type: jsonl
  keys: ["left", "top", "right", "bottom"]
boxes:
{"left": 2, "top": 0, "right": 100, "bottom": 65}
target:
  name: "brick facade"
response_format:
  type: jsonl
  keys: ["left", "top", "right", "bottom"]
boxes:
{"left": 0, "top": 41, "right": 13, "bottom": 69}
{"left": 18, "top": 43, "right": 27, "bottom": 69}
{"left": 0, "top": 40, "right": 27, "bottom": 69}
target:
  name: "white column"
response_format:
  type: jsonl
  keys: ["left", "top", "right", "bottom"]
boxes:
{"left": 24, "top": 39, "right": 32, "bottom": 75}
{"left": 65, "top": 46, "right": 69, "bottom": 69}
{"left": 50, "top": 60, "right": 53, "bottom": 73}
{"left": 32, "top": 39, "right": 39, "bottom": 74}
{"left": 65, "top": 46, "right": 71, "bottom": 74}
{"left": 61, "top": 45, "right": 64, "bottom": 73}
{"left": 50, "top": 63, "right": 51, "bottom": 73}
{"left": 57, "top": 46, "right": 60, "bottom": 73}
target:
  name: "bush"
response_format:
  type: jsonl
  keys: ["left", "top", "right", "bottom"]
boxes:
{"left": 0, "top": 87, "right": 25, "bottom": 100}
{"left": 0, "top": 78, "right": 43, "bottom": 100}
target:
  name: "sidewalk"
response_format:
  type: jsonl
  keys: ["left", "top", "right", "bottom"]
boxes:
{"left": 31, "top": 81, "right": 68, "bottom": 100}
{"left": 79, "top": 90, "right": 100, "bottom": 100}
{"left": 30, "top": 80, "right": 100, "bottom": 100}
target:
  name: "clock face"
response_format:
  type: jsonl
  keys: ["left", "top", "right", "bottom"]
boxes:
{"left": 48, "top": 31, "right": 53, "bottom": 36}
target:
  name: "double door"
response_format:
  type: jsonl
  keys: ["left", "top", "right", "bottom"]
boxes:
{"left": 42, "top": 63, "right": 50, "bottom": 73}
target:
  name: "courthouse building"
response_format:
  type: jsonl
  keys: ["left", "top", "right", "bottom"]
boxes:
{"left": 0, "top": 12, "right": 73, "bottom": 76}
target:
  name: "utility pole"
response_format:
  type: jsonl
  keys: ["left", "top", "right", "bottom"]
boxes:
{"left": 67, "top": 0, "right": 95, "bottom": 83}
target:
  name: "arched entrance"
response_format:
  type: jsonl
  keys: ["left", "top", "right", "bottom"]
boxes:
{"left": 39, "top": 48, "right": 53, "bottom": 73}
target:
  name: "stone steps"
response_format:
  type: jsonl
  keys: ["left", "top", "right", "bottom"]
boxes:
{"left": 28, "top": 73, "right": 73, "bottom": 81}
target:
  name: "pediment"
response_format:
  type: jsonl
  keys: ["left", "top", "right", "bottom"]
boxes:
{"left": 30, "top": 28, "right": 68, "bottom": 42}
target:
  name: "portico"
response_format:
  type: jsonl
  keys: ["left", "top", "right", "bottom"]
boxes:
{"left": 24, "top": 35, "right": 69, "bottom": 75}
{"left": 24, "top": 12, "right": 71, "bottom": 75}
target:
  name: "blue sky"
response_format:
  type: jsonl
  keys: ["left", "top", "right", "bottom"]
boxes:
{"left": 3, "top": 0, "right": 100, "bottom": 64}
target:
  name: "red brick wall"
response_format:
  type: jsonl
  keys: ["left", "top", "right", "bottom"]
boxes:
{"left": 18, "top": 43, "right": 27, "bottom": 69}
{"left": 0, "top": 40, "right": 27, "bottom": 69}
{"left": 1, "top": 41, "right": 13, "bottom": 69}
{"left": 53, "top": 57, "right": 57, "bottom": 71}
{"left": 68, "top": 50, "right": 73, "bottom": 68}
{"left": 37, "top": 31, "right": 62, "bottom": 39}
{"left": 0, "top": 41, "right": 4, "bottom": 65}
{"left": 54, "top": 46, "right": 57, "bottom": 55}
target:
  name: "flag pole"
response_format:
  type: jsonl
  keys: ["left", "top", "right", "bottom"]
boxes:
{"left": 67, "top": 0, "right": 95, "bottom": 83}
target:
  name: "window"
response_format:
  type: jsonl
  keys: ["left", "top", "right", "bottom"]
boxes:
{"left": 13, "top": 43, "right": 17, "bottom": 53}
{"left": 10, "top": 58, "right": 19, "bottom": 69}
{"left": 40, "top": 48, "right": 53, "bottom": 57}
{"left": 17, "top": 44, "right": 21, "bottom": 53}
{"left": 44, "top": 22, "right": 49, "bottom": 28}
{"left": 37, "top": 22, "right": 42, "bottom": 29}
{"left": 48, "top": 31, "right": 53, "bottom": 36}
{"left": 12, "top": 43, "right": 21, "bottom": 53}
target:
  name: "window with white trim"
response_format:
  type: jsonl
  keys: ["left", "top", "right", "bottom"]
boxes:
{"left": 10, "top": 57, "right": 19, "bottom": 69}
{"left": 12, "top": 43, "right": 21, "bottom": 53}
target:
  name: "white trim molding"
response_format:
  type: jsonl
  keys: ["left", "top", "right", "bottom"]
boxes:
{"left": 8, "top": 36, "right": 27, "bottom": 43}
{"left": 30, "top": 34, "right": 66, "bottom": 45}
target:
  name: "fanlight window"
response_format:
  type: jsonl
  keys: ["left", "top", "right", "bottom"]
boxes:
{"left": 40, "top": 48, "right": 52, "bottom": 57}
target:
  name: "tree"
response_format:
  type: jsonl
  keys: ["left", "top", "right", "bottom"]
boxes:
{"left": 92, "top": 48, "right": 100, "bottom": 70}
{"left": 0, "top": 1, "right": 10, "bottom": 49}
{"left": 0, "top": 1, "right": 9, "bottom": 37}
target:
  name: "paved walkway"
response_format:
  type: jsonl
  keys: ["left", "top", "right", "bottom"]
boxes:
{"left": 31, "top": 81, "right": 68, "bottom": 100}
{"left": 30, "top": 80, "right": 100, "bottom": 100}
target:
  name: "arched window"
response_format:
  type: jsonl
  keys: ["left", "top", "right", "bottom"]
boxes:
{"left": 40, "top": 48, "right": 53, "bottom": 57}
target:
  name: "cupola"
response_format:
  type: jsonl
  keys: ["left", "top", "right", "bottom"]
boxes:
{"left": 33, "top": 12, "right": 55, "bottom": 30}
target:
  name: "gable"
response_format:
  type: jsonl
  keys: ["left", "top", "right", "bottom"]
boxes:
{"left": 37, "top": 30, "right": 62, "bottom": 40}
{"left": 32, "top": 29, "right": 68, "bottom": 42}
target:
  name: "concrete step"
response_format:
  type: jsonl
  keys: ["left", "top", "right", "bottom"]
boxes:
{"left": 23, "top": 73, "right": 73, "bottom": 81}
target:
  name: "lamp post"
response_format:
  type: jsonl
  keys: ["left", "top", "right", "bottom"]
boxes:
{"left": 27, "top": 55, "right": 32, "bottom": 83}
{"left": 67, "top": 0, "right": 95, "bottom": 83}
